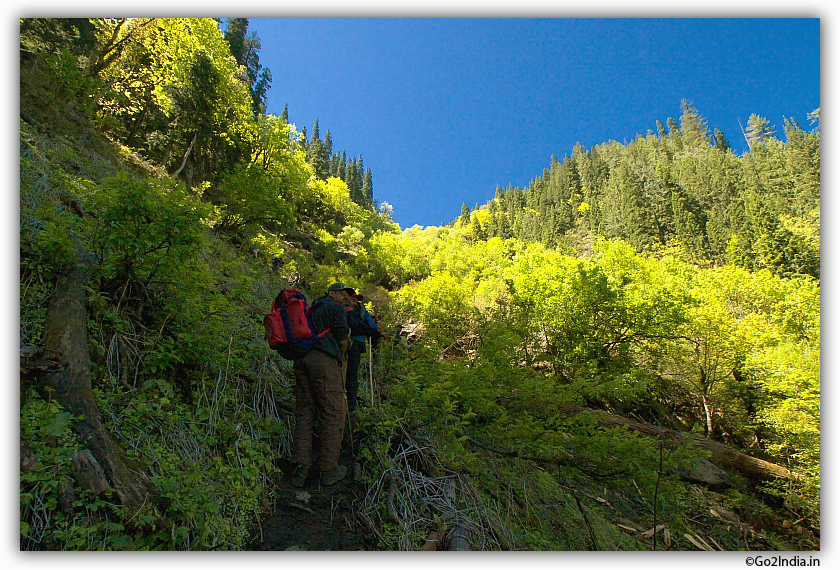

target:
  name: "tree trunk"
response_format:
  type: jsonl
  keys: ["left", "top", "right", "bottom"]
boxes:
{"left": 173, "top": 133, "right": 197, "bottom": 178}
{"left": 41, "top": 250, "right": 160, "bottom": 513}
{"left": 124, "top": 99, "right": 150, "bottom": 147}
{"left": 20, "top": 344, "right": 65, "bottom": 406}
{"left": 559, "top": 404, "right": 797, "bottom": 482}
{"left": 702, "top": 392, "right": 714, "bottom": 438}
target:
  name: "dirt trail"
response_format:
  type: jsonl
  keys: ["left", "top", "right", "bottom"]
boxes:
{"left": 250, "top": 451, "right": 374, "bottom": 551}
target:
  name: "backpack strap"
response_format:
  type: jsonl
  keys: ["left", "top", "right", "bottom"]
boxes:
{"left": 308, "top": 298, "right": 331, "bottom": 338}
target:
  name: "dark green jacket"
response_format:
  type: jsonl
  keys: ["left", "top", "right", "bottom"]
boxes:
{"left": 310, "top": 296, "right": 350, "bottom": 363}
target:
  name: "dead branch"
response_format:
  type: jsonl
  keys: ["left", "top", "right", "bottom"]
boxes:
{"left": 172, "top": 134, "right": 197, "bottom": 177}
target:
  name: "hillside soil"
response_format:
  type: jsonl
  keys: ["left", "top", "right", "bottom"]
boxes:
{"left": 249, "top": 441, "right": 373, "bottom": 551}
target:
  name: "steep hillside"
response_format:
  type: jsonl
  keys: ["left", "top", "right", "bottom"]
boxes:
{"left": 20, "top": 18, "right": 819, "bottom": 552}
{"left": 458, "top": 101, "right": 820, "bottom": 281}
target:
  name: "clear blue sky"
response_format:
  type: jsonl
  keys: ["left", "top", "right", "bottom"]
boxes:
{"left": 246, "top": 18, "right": 820, "bottom": 229}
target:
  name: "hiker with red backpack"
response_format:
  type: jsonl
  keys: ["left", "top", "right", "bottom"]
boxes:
{"left": 265, "top": 282, "right": 355, "bottom": 487}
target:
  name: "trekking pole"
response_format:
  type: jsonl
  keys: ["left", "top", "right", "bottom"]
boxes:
{"left": 341, "top": 364, "right": 356, "bottom": 458}
{"left": 343, "top": 392, "right": 356, "bottom": 457}
{"left": 369, "top": 340, "right": 375, "bottom": 409}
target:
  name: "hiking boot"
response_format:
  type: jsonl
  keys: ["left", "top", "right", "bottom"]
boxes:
{"left": 321, "top": 465, "right": 347, "bottom": 487}
{"left": 290, "top": 465, "right": 310, "bottom": 487}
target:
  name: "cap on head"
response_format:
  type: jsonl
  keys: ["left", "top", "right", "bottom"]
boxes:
{"left": 328, "top": 282, "right": 356, "bottom": 295}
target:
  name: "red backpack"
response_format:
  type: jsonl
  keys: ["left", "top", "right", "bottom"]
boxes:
{"left": 264, "top": 290, "right": 330, "bottom": 359}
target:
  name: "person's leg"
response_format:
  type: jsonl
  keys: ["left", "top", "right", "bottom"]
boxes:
{"left": 292, "top": 357, "right": 315, "bottom": 467}
{"left": 308, "top": 351, "right": 346, "bottom": 471}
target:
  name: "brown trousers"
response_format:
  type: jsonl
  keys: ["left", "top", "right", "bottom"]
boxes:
{"left": 292, "top": 349, "right": 346, "bottom": 470}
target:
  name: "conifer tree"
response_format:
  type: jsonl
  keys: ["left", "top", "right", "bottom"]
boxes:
{"left": 329, "top": 153, "right": 340, "bottom": 178}
{"left": 307, "top": 119, "right": 329, "bottom": 179}
{"left": 362, "top": 168, "right": 374, "bottom": 209}
{"left": 745, "top": 114, "right": 776, "bottom": 150}
{"left": 347, "top": 159, "right": 363, "bottom": 204}
{"left": 357, "top": 155, "right": 365, "bottom": 195}
{"left": 679, "top": 100, "right": 711, "bottom": 146}
{"left": 470, "top": 214, "right": 486, "bottom": 241}
{"left": 309, "top": 119, "right": 321, "bottom": 152}
{"left": 656, "top": 119, "right": 668, "bottom": 139}
{"left": 338, "top": 151, "right": 347, "bottom": 181}
{"left": 222, "top": 18, "right": 271, "bottom": 115}
{"left": 224, "top": 18, "right": 249, "bottom": 66}
{"left": 299, "top": 126, "right": 308, "bottom": 153}
{"left": 324, "top": 130, "right": 333, "bottom": 161}
{"left": 485, "top": 213, "right": 499, "bottom": 237}
{"left": 499, "top": 212, "right": 513, "bottom": 239}
{"left": 713, "top": 128, "right": 731, "bottom": 153}
{"left": 460, "top": 202, "right": 470, "bottom": 224}
{"left": 808, "top": 107, "right": 820, "bottom": 132}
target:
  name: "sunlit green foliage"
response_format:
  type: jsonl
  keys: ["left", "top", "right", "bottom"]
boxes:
{"left": 480, "top": 103, "right": 819, "bottom": 280}
{"left": 20, "top": 18, "right": 818, "bottom": 551}
{"left": 378, "top": 219, "right": 820, "bottom": 535}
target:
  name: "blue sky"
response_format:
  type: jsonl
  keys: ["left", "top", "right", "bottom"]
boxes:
{"left": 246, "top": 17, "right": 820, "bottom": 230}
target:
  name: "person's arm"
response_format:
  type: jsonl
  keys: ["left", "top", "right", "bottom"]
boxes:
{"left": 355, "top": 306, "right": 381, "bottom": 339}
{"left": 329, "top": 302, "right": 351, "bottom": 343}
{"left": 362, "top": 306, "right": 391, "bottom": 341}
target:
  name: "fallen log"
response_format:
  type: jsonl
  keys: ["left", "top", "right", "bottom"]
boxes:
{"left": 41, "top": 250, "right": 160, "bottom": 513}
{"left": 559, "top": 404, "right": 796, "bottom": 482}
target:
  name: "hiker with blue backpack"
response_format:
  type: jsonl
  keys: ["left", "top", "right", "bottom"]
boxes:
{"left": 265, "top": 282, "right": 356, "bottom": 487}
{"left": 344, "top": 292, "right": 389, "bottom": 411}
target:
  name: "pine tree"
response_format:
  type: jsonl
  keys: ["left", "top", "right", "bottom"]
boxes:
{"left": 329, "top": 153, "right": 340, "bottom": 178}
{"left": 320, "top": 129, "right": 332, "bottom": 178}
{"left": 483, "top": 213, "right": 496, "bottom": 237}
{"left": 460, "top": 202, "right": 470, "bottom": 225}
{"left": 362, "top": 168, "right": 373, "bottom": 209}
{"left": 338, "top": 151, "right": 347, "bottom": 181}
{"left": 808, "top": 107, "right": 820, "bottom": 132}
{"left": 347, "top": 159, "right": 363, "bottom": 204}
{"left": 307, "top": 119, "right": 329, "bottom": 179}
{"left": 310, "top": 118, "right": 320, "bottom": 146}
{"left": 745, "top": 114, "right": 776, "bottom": 150}
{"left": 713, "top": 128, "right": 731, "bottom": 153}
{"left": 499, "top": 212, "right": 513, "bottom": 239}
{"left": 224, "top": 18, "right": 249, "bottom": 66}
{"left": 281, "top": 103, "right": 289, "bottom": 123}
{"left": 300, "top": 126, "right": 308, "bottom": 153}
{"left": 679, "top": 100, "right": 710, "bottom": 146}
{"left": 470, "top": 215, "right": 486, "bottom": 241}
{"left": 223, "top": 18, "right": 271, "bottom": 115}
{"left": 357, "top": 155, "right": 365, "bottom": 195}
{"left": 324, "top": 130, "right": 333, "bottom": 160}
{"left": 656, "top": 119, "right": 668, "bottom": 139}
